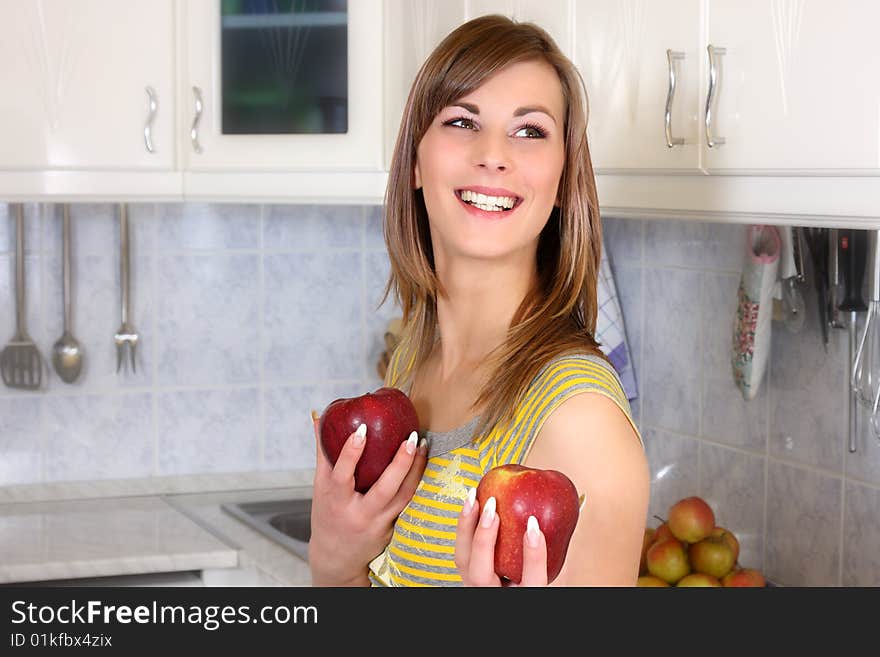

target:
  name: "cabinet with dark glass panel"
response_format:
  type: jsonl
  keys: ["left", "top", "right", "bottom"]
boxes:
{"left": 183, "top": 0, "right": 383, "bottom": 181}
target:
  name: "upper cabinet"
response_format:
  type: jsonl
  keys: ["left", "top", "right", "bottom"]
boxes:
{"left": 575, "top": 0, "right": 702, "bottom": 173}
{"left": 383, "top": 0, "right": 465, "bottom": 172}
{"left": 703, "top": 0, "right": 880, "bottom": 173}
{"left": 0, "top": 0, "right": 179, "bottom": 197}
{"left": 183, "top": 0, "right": 382, "bottom": 173}
{"left": 3, "top": 0, "right": 880, "bottom": 223}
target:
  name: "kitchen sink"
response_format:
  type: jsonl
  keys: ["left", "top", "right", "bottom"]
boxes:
{"left": 221, "top": 498, "right": 311, "bottom": 562}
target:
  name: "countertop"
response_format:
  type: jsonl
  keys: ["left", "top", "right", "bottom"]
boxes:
{"left": 0, "top": 485, "right": 314, "bottom": 587}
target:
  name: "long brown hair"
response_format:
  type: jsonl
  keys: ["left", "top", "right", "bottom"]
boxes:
{"left": 381, "top": 14, "right": 605, "bottom": 440}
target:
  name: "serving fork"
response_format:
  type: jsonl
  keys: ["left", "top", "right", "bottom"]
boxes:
{"left": 114, "top": 203, "right": 138, "bottom": 373}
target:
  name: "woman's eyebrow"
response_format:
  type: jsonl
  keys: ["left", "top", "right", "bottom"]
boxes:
{"left": 450, "top": 102, "right": 557, "bottom": 125}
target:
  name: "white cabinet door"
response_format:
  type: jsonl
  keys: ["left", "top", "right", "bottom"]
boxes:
{"left": 703, "top": 0, "right": 880, "bottom": 173}
{"left": 384, "top": 0, "right": 466, "bottom": 171}
{"left": 467, "top": 0, "right": 571, "bottom": 55}
{"left": 574, "top": 0, "right": 703, "bottom": 172}
{"left": 0, "top": 0, "right": 175, "bottom": 172}
{"left": 183, "top": 0, "right": 383, "bottom": 172}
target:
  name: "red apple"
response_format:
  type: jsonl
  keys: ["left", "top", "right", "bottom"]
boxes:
{"left": 475, "top": 464, "right": 580, "bottom": 584}
{"left": 676, "top": 573, "right": 721, "bottom": 587}
{"left": 318, "top": 387, "right": 419, "bottom": 493}
{"left": 668, "top": 496, "right": 715, "bottom": 544}
{"left": 646, "top": 538, "right": 690, "bottom": 584}
{"left": 722, "top": 568, "right": 766, "bottom": 587}
{"left": 639, "top": 528, "right": 656, "bottom": 576}
{"left": 653, "top": 522, "right": 677, "bottom": 546}
{"left": 712, "top": 526, "right": 740, "bottom": 564}
{"left": 637, "top": 575, "right": 670, "bottom": 587}
{"left": 688, "top": 535, "right": 736, "bottom": 579}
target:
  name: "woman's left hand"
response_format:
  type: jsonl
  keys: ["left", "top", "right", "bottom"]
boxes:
{"left": 454, "top": 488, "right": 549, "bottom": 587}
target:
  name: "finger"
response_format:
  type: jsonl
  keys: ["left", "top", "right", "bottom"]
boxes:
{"left": 363, "top": 431, "right": 419, "bottom": 511}
{"left": 519, "top": 515, "right": 549, "bottom": 587}
{"left": 328, "top": 423, "right": 368, "bottom": 489}
{"left": 312, "top": 411, "right": 332, "bottom": 481}
{"left": 386, "top": 437, "right": 429, "bottom": 514}
{"left": 453, "top": 487, "right": 478, "bottom": 575}
{"left": 468, "top": 496, "right": 501, "bottom": 586}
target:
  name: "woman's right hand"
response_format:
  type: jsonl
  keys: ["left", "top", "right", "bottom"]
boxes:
{"left": 308, "top": 412, "right": 427, "bottom": 586}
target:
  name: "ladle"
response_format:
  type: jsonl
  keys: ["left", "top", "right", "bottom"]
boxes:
{"left": 51, "top": 204, "right": 83, "bottom": 383}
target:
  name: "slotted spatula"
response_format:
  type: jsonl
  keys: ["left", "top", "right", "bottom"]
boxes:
{"left": 1, "top": 203, "right": 44, "bottom": 390}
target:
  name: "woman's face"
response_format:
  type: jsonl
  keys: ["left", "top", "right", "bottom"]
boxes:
{"left": 414, "top": 59, "right": 566, "bottom": 265}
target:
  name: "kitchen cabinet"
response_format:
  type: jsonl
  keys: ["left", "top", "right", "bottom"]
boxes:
{"left": 182, "top": 0, "right": 387, "bottom": 202}
{"left": 703, "top": 0, "right": 880, "bottom": 173}
{"left": 575, "top": 0, "right": 880, "bottom": 226}
{"left": 574, "top": 0, "right": 702, "bottom": 173}
{"left": 0, "top": 0, "right": 180, "bottom": 199}
{"left": 383, "top": 0, "right": 466, "bottom": 172}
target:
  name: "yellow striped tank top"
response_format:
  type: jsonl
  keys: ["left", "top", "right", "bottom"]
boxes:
{"left": 368, "top": 347, "right": 642, "bottom": 587}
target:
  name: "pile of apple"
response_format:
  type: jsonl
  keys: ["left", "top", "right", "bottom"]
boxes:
{"left": 638, "top": 496, "right": 767, "bottom": 587}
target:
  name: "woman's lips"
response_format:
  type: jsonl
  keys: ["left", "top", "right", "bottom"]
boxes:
{"left": 454, "top": 191, "right": 523, "bottom": 220}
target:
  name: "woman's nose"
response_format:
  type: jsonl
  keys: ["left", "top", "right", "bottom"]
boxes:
{"left": 472, "top": 132, "right": 512, "bottom": 171}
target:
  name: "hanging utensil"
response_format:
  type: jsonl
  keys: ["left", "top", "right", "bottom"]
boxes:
{"left": 839, "top": 229, "right": 868, "bottom": 452}
{"left": 114, "top": 203, "right": 139, "bottom": 373}
{"left": 804, "top": 227, "right": 830, "bottom": 352}
{"left": 51, "top": 204, "right": 84, "bottom": 383}
{"left": 780, "top": 227, "right": 806, "bottom": 333}
{"left": 828, "top": 229, "right": 846, "bottom": 329}
{"left": 853, "top": 231, "right": 879, "bottom": 407}
{"left": 0, "top": 204, "right": 44, "bottom": 390}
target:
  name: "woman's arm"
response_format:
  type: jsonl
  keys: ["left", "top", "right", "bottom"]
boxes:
{"left": 522, "top": 392, "right": 650, "bottom": 586}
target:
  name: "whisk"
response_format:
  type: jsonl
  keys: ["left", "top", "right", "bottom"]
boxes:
{"left": 852, "top": 229, "right": 880, "bottom": 438}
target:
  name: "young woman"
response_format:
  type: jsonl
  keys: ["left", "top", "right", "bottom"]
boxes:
{"left": 309, "top": 14, "right": 649, "bottom": 587}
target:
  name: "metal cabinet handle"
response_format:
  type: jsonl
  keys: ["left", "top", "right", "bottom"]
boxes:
{"left": 191, "top": 86, "right": 203, "bottom": 154}
{"left": 665, "top": 50, "right": 685, "bottom": 148}
{"left": 144, "top": 86, "right": 157, "bottom": 153}
{"left": 705, "top": 45, "right": 726, "bottom": 148}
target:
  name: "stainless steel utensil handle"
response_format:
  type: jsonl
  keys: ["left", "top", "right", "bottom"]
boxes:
{"left": 62, "top": 204, "right": 71, "bottom": 333}
{"left": 144, "top": 86, "right": 158, "bottom": 154}
{"left": 849, "top": 314, "right": 858, "bottom": 452}
{"left": 191, "top": 86, "right": 203, "bottom": 154}
{"left": 14, "top": 203, "right": 25, "bottom": 336}
{"left": 665, "top": 50, "right": 685, "bottom": 148}
{"left": 119, "top": 204, "right": 130, "bottom": 326}
{"left": 872, "top": 230, "right": 880, "bottom": 303}
{"left": 705, "top": 45, "right": 726, "bottom": 148}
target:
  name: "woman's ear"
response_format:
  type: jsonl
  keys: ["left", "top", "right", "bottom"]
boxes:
{"left": 414, "top": 161, "right": 422, "bottom": 190}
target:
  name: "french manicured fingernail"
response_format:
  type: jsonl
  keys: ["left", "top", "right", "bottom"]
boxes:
{"left": 418, "top": 438, "right": 428, "bottom": 455}
{"left": 462, "top": 487, "right": 477, "bottom": 516}
{"left": 480, "top": 496, "right": 496, "bottom": 528}
{"left": 353, "top": 423, "right": 367, "bottom": 447}
{"left": 526, "top": 515, "right": 541, "bottom": 548}
{"left": 405, "top": 431, "right": 418, "bottom": 455}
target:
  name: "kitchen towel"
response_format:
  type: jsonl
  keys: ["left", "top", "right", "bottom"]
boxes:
{"left": 596, "top": 244, "right": 638, "bottom": 401}
{"left": 732, "top": 224, "right": 782, "bottom": 400}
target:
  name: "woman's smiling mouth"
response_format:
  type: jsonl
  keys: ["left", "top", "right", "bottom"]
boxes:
{"left": 455, "top": 188, "right": 524, "bottom": 219}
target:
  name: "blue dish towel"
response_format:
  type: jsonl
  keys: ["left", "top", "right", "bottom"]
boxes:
{"left": 595, "top": 245, "right": 638, "bottom": 401}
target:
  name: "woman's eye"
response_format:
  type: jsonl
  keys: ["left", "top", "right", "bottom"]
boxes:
{"left": 515, "top": 125, "right": 546, "bottom": 139}
{"left": 446, "top": 117, "right": 476, "bottom": 130}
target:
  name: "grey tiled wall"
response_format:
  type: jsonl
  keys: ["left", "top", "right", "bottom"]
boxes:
{"left": 0, "top": 202, "right": 395, "bottom": 484}
{"left": 2, "top": 201, "right": 879, "bottom": 585}
{"left": 604, "top": 216, "right": 880, "bottom": 587}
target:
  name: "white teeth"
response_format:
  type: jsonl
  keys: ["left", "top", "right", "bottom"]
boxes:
{"left": 459, "top": 189, "right": 517, "bottom": 210}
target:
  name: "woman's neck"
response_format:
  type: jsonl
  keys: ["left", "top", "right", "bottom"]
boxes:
{"left": 433, "top": 254, "right": 536, "bottom": 380}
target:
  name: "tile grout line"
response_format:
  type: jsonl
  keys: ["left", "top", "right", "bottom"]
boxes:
{"left": 762, "top": 315, "right": 771, "bottom": 576}
{"left": 638, "top": 220, "right": 646, "bottom": 431}
{"left": 152, "top": 202, "right": 160, "bottom": 478}
{"left": 258, "top": 204, "right": 266, "bottom": 471}
{"left": 39, "top": 203, "right": 48, "bottom": 485}
{"left": 361, "top": 206, "right": 368, "bottom": 389}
